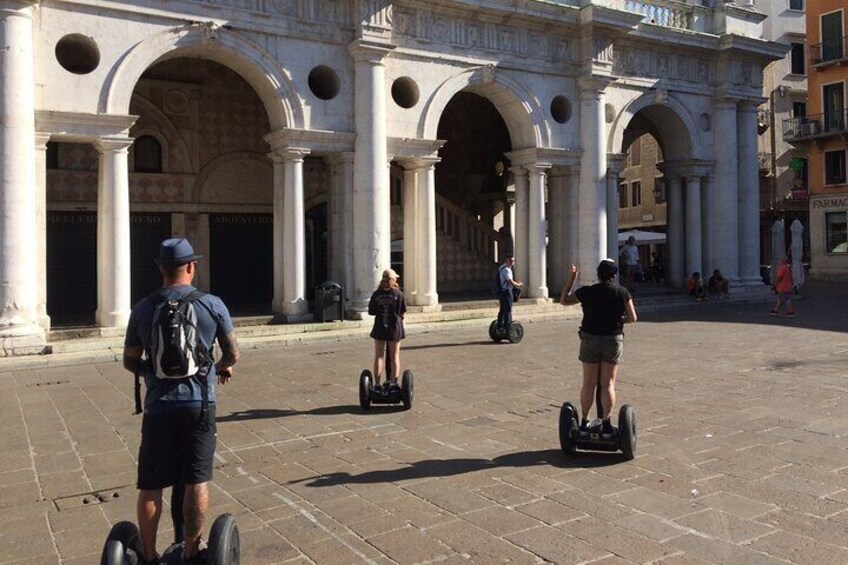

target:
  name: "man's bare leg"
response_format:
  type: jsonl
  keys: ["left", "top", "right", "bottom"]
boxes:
{"left": 599, "top": 362, "right": 619, "bottom": 421}
{"left": 182, "top": 482, "right": 208, "bottom": 559}
{"left": 138, "top": 489, "right": 163, "bottom": 561}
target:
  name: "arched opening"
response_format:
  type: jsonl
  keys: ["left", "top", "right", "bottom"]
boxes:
{"left": 45, "top": 57, "right": 285, "bottom": 324}
{"left": 134, "top": 58, "right": 274, "bottom": 313}
{"left": 434, "top": 91, "right": 512, "bottom": 297}
{"left": 618, "top": 132, "right": 667, "bottom": 287}
{"left": 617, "top": 102, "right": 699, "bottom": 291}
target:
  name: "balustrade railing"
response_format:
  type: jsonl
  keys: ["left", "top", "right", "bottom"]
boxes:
{"left": 435, "top": 194, "right": 497, "bottom": 262}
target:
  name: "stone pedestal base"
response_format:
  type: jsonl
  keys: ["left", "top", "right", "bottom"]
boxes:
{"left": 0, "top": 323, "right": 47, "bottom": 357}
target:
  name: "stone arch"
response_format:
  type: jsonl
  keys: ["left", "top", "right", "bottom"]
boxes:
{"left": 129, "top": 94, "right": 193, "bottom": 173}
{"left": 194, "top": 151, "right": 272, "bottom": 205}
{"left": 103, "top": 24, "right": 304, "bottom": 131}
{"left": 608, "top": 91, "right": 703, "bottom": 162}
{"left": 420, "top": 66, "right": 550, "bottom": 149}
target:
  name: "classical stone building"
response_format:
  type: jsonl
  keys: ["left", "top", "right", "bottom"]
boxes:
{"left": 757, "top": 0, "right": 808, "bottom": 266}
{"left": 784, "top": 0, "right": 848, "bottom": 279}
{"left": 0, "top": 0, "right": 784, "bottom": 354}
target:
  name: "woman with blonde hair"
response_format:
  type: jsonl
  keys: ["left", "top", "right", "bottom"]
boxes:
{"left": 368, "top": 268, "right": 407, "bottom": 391}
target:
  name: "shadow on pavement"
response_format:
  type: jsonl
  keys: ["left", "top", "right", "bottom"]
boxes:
{"left": 217, "top": 405, "right": 406, "bottom": 421}
{"left": 292, "top": 448, "right": 624, "bottom": 487}
{"left": 403, "top": 341, "right": 494, "bottom": 350}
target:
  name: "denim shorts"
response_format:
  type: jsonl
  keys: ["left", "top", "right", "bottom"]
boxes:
{"left": 578, "top": 332, "right": 624, "bottom": 364}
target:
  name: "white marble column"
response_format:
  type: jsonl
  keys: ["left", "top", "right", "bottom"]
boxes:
{"left": 684, "top": 176, "right": 702, "bottom": 278}
{"left": 546, "top": 168, "right": 567, "bottom": 293}
{"left": 34, "top": 133, "right": 50, "bottom": 331}
{"left": 416, "top": 161, "right": 439, "bottom": 309}
{"left": 272, "top": 148, "right": 310, "bottom": 322}
{"left": 0, "top": 2, "right": 43, "bottom": 352}
{"left": 606, "top": 154, "right": 625, "bottom": 262}
{"left": 712, "top": 99, "right": 740, "bottom": 281}
{"left": 578, "top": 79, "right": 608, "bottom": 274}
{"left": 565, "top": 167, "right": 580, "bottom": 270}
{"left": 666, "top": 175, "right": 685, "bottom": 287}
{"left": 701, "top": 174, "right": 713, "bottom": 275}
{"left": 402, "top": 166, "right": 419, "bottom": 302}
{"left": 326, "top": 152, "right": 354, "bottom": 302}
{"left": 95, "top": 137, "right": 133, "bottom": 328}
{"left": 511, "top": 167, "right": 529, "bottom": 284}
{"left": 737, "top": 101, "right": 761, "bottom": 286}
{"left": 349, "top": 43, "right": 392, "bottom": 313}
{"left": 527, "top": 164, "right": 549, "bottom": 299}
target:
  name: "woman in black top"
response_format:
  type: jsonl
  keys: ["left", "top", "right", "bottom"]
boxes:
{"left": 560, "top": 260, "right": 637, "bottom": 435}
{"left": 368, "top": 269, "right": 407, "bottom": 390}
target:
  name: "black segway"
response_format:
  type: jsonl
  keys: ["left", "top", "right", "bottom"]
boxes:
{"left": 359, "top": 342, "right": 413, "bottom": 410}
{"left": 558, "top": 381, "right": 636, "bottom": 460}
{"left": 488, "top": 320, "right": 524, "bottom": 344}
{"left": 489, "top": 287, "right": 524, "bottom": 344}
{"left": 101, "top": 483, "right": 240, "bottom": 564}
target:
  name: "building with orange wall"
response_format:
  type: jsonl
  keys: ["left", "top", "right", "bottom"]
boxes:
{"left": 785, "top": 0, "right": 848, "bottom": 279}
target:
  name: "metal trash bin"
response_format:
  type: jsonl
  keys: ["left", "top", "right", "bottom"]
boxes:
{"left": 314, "top": 281, "right": 344, "bottom": 322}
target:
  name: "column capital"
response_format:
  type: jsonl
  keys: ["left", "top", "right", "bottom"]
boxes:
{"left": 0, "top": 2, "right": 37, "bottom": 17}
{"left": 268, "top": 147, "right": 310, "bottom": 163}
{"left": 607, "top": 152, "right": 626, "bottom": 175}
{"left": 738, "top": 98, "right": 766, "bottom": 112}
{"left": 348, "top": 39, "right": 396, "bottom": 64}
{"left": 712, "top": 96, "right": 741, "bottom": 110}
{"left": 395, "top": 156, "right": 440, "bottom": 171}
{"left": 525, "top": 163, "right": 551, "bottom": 175}
{"left": 95, "top": 136, "right": 133, "bottom": 153}
{"left": 35, "top": 132, "right": 51, "bottom": 150}
{"left": 578, "top": 77, "right": 611, "bottom": 97}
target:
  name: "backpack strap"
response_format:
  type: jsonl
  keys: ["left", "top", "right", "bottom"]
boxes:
{"left": 181, "top": 290, "right": 213, "bottom": 425}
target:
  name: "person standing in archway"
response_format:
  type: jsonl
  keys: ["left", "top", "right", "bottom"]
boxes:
{"left": 619, "top": 236, "right": 640, "bottom": 292}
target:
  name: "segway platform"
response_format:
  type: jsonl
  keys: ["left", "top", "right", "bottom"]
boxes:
{"left": 558, "top": 401, "right": 636, "bottom": 460}
{"left": 359, "top": 369, "right": 413, "bottom": 410}
{"left": 101, "top": 494, "right": 240, "bottom": 564}
{"left": 488, "top": 320, "right": 524, "bottom": 344}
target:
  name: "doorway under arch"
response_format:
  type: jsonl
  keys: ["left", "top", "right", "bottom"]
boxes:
{"left": 433, "top": 91, "right": 513, "bottom": 297}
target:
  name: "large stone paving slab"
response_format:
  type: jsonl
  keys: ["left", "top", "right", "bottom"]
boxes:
{"left": 1, "top": 284, "right": 847, "bottom": 563}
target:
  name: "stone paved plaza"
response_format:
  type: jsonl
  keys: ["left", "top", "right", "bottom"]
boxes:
{"left": 1, "top": 285, "right": 848, "bottom": 564}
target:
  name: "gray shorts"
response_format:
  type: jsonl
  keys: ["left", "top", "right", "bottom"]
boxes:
{"left": 778, "top": 292, "right": 793, "bottom": 302}
{"left": 579, "top": 332, "right": 624, "bottom": 365}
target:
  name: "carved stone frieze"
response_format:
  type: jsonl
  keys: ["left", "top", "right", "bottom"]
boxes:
{"left": 190, "top": 0, "right": 351, "bottom": 27}
{"left": 614, "top": 44, "right": 713, "bottom": 84}
{"left": 392, "top": 7, "right": 576, "bottom": 64}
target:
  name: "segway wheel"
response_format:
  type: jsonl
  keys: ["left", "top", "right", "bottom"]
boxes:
{"left": 100, "top": 521, "right": 141, "bottom": 565}
{"left": 401, "top": 369, "right": 414, "bottom": 410}
{"left": 207, "top": 513, "right": 240, "bottom": 565}
{"left": 618, "top": 404, "right": 637, "bottom": 461}
{"left": 507, "top": 322, "right": 524, "bottom": 344}
{"left": 359, "top": 370, "right": 372, "bottom": 410}
{"left": 488, "top": 320, "right": 501, "bottom": 342}
{"left": 558, "top": 402, "right": 578, "bottom": 455}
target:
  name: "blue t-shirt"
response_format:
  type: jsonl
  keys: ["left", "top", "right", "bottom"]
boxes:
{"left": 499, "top": 266, "right": 514, "bottom": 291}
{"left": 124, "top": 285, "right": 234, "bottom": 412}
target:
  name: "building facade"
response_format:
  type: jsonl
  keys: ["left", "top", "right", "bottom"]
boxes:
{"left": 756, "top": 0, "right": 809, "bottom": 266}
{"left": 0, "top": 0, "right": 784, "bottom": 354}
{"left": 785, "top": 0, "right": 848, "bottom": 279}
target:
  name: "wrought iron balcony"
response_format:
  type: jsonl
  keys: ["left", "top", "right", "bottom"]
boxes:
{"left": 783, "top": 112, "right": 848, "bottom": 142}
{"left": 810, "top": 36, "right": 848, "bottom": 68}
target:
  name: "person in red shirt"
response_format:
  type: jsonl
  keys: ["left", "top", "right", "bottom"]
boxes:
{"left": 770, "top": 257, "right": 796, "bottom": 317}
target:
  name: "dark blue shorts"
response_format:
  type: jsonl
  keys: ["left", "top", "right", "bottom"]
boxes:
{"left": 137, "top": 405, "right": 216, "bottom": 490}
